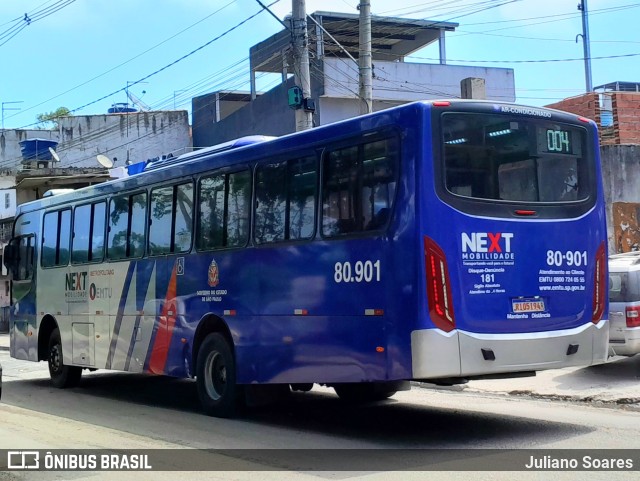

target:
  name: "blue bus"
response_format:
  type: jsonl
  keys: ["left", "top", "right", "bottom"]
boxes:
{"left": 4, "top": 100, "right": 609, "bottom": 417}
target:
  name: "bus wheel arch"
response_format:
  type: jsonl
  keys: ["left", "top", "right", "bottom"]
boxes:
{"left": 38, "top": 315, "right": 58, "bottom": 362}
{"left": 191, "top": 314, "right": 233, "bottom": 371}
{"left": 47, "top": 327, "right": 82, "bottom": 388}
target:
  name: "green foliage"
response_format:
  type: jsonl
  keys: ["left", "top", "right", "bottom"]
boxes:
{"left": 36, "top": 107, "right": 71, "bottom": 129}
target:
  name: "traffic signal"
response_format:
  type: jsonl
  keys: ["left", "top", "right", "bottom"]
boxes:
{"left": 287, "top": 86, "right": 303, "bottom": 109}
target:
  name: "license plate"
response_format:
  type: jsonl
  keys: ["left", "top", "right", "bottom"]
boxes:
{"left": 512, "top": 298, "right": 546, "bottom": 313}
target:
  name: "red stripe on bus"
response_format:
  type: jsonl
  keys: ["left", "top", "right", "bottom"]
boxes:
{"left": 147, "top": 265, "right": 178, "bottom": 374}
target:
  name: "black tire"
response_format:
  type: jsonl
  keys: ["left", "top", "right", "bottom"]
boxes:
{"left": 334, "top": 383, "right": 397, "bottom": 403}
{"left": 196, "top": 333, "right": 241, "bottom": 418}
{"left": 48, "top": 328, "right": 82, "bottom": 388}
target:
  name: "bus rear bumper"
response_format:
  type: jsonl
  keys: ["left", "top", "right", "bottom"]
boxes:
{"left": 410, "top": 320, "right": 609, "bottom": 379}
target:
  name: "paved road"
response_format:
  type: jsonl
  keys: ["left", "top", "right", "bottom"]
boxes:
{"left": 1, "top": 345, "right": 640, "bottom": 480}
{"left": 3, "top": 333, "right": 639, "bottom": 407}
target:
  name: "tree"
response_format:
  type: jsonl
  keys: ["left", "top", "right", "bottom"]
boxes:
{"left": 36, "top": 107, "right": 70, "bottom": 129}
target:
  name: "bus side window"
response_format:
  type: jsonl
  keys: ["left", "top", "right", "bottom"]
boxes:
{"left": 322, "top": 136, "right": 398, "bottom": 237}
{"left": 197, "top": 170, "right": 250, "bottom": 251}
{"left": 149, "top": 186, "right": 174, "bottom": 255}
{"left": 107, "top": 193, "right": 147, "bottom": 260}
{"left": 149, "top": 183, "right": 194, "bottom": 256}
{"left": 42, "top": 210, "right": 71, "bottom": 268}
{"left": 129, "top": 193, "right": 147, "bottom": 258}
{"left": 254, "top": 156, "right": 317, "bottom": 244}
{"left": 108, "top": 195, "right": 129, "bottom": 260}
{"left": 72, "top": 204, "right": 91, "bottom": 263}
{"left": 72, "top": 202, "right": 107, "bottom": 264}
{"left": 91, "top": 202, "right": 106, "bottom": 262}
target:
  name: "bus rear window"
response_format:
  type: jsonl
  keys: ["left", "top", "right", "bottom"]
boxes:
{"left": 441, "top": 113, "right": 591, "bottom": 203}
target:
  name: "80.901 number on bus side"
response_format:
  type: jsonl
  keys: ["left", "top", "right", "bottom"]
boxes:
{"left": 334, "top": 260, "right": 381, "bottom": 283}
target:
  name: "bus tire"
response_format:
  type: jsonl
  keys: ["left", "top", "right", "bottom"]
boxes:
{"left": 48, "top": 328, "right": 82, "bottom": 388}
{"left": 196, "top": 333, "right": 240, "bottom": 418}
{"left": 334, "top": 383, "right": 396, "bottom": 403}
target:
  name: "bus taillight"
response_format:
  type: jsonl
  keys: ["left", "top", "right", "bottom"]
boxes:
{"left": 592, "top": 242, "right": 606, "bottom": 323}
{"left": 424, "top": 236, "right": 455, "bottom": 332}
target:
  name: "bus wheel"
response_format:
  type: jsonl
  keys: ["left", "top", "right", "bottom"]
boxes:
{"left": 48, "top": 328, "right": 82, "bottom": 388}
{"left": 334, "top": 383, "right": 397, "bottom": 403}
{"left": 196, "top": 333, "right": 240, "bottom": 418}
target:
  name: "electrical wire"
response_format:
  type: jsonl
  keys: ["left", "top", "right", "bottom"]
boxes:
{"left": 5, "top": 0, "right": 241, "bottom": 125}
{"left": 0, "top": 0, "right": 77, "bottom": 47}
{"left": 2, "top": 0, "right": 635, "bottom": 167}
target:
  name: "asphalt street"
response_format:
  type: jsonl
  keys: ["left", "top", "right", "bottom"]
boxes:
{"left": 1, "top": 333, "right": 639, "bottom": 408}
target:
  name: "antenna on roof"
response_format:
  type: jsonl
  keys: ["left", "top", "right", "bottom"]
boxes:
{"left": 97, "top": 154, "right": 114, "bottom": 168}
{"left": 126, "top": 90, "right": 151, "bottom": 111}
{"left": 48, "top": 147, "right": 60, "bottom": 162}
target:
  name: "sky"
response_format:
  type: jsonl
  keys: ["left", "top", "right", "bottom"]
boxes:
{"left": 0, "top": 0, "right": 638, "bottom": 129}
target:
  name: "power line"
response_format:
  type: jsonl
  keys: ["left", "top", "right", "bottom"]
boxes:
{"left": 0, "top": 0, "right": 77, "bottom": 48}
{"left": 407, "top": 51, "right": 640, "bottom": 63}
{"left": 10, "top": 0, "right": 280, "bottom": 130}
{"left": 3, "top": 0, "right": 241, "bottom": 126}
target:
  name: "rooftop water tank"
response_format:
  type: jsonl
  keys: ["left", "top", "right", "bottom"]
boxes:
{"left": 19, "top": 138, "right": 58, "bottom": 162}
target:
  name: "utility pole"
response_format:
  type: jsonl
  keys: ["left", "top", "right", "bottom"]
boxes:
{"left": 292, "top": 0, "right": 313, "bottom": 131}
{"left": 578, "top": 0, "right": 593, "bottom": 92}
{"left": 359, "top": 0, "right": 372, "bottom": 115}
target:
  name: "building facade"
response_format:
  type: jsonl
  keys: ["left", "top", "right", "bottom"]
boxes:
{"left": 193, "top": 11, "right": 515, "bottom": 147}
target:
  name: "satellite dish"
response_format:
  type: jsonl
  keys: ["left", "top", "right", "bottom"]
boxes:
{"left": 48, "top": 147, "right": 60, "bottom": 162}
{"left": 97, "top": 154, "right": 114, "bottom": 168}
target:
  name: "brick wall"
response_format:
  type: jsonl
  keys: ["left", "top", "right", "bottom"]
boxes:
{"left": 545, "top": 92, "right": 640, "bottom": 145}
{"left": 613, "top": 92, "right": 640, "bottom": 144}
{"left": 545, "top": 93, "right": 600, "bottom": 124}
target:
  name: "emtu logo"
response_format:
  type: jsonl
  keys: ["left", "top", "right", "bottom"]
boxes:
{"left": 462, "top": 232, "right": 514, "bottom": 253}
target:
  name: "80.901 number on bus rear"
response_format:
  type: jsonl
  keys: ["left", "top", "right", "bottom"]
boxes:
{"left": 546, "top": 250, "right": 588, "bottom": 267}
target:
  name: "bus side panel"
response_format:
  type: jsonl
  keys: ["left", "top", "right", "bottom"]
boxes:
{"left": 155, "top": 108, "right": 425, "bottom": 385}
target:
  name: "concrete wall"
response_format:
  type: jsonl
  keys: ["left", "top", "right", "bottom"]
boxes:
{"left": 193, "top": 80, "right": 297, "bottom": 148}
{"left": 0, "top": 111, "right": 191, "bottom": 171}
{"left": 323, "top": 59, "right": 515, "bottom": 102}
{"left": 318, "top": 97, "right": 405, "bottom": 125}
{"left": 192, "top": 60, "right": 515, "bottom": 146}
{"left": 601, "top": 144, "right": 640, "bottom": 252}
{"left": 57, "top": 111, "right": 191, "bottom": 167}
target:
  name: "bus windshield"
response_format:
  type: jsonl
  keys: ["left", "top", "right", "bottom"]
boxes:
{"left": 441, "top": 113, "right": 591, "bottom": 203}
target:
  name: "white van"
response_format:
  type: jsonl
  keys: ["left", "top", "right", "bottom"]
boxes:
{"left": 608, "top": 252, "right": 640, "bottom": 356}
